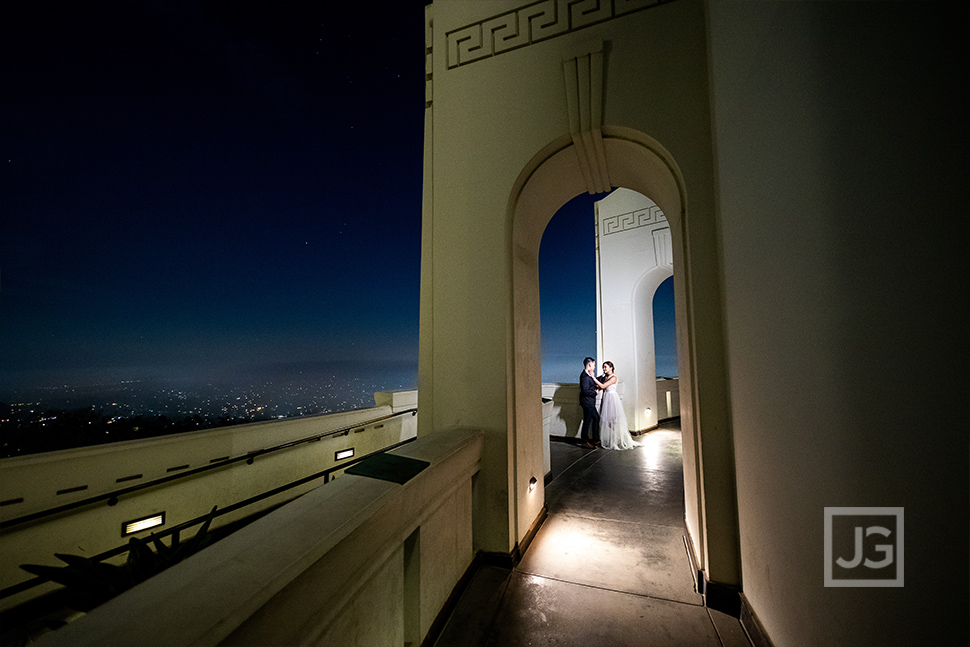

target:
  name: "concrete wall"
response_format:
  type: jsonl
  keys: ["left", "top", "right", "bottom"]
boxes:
{"left": 0, "top": 392, "right": 417, "bottom": 611}
{"left": 34, "top": 429, "right": 483, "bottom": 647}
{"left": 541, "top": 383, "right": 584, "bottom": 442}
{"left": 421, "top": 0, "right": 566, "bottom": 556}
{"left": 707, "top": 3, "right": 969, "bottom": 645}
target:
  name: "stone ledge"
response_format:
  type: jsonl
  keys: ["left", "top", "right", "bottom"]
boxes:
{"left": 37, "top": 429, "right": 484, "bottom": 647}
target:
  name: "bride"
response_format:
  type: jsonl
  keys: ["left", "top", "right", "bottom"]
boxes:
{"left": 594, "top": 361, "right": 638, "bottom": 450}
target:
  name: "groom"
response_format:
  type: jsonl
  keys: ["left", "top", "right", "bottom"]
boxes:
{"left": 579, "top": 357, "right": 600, "bottom": 449}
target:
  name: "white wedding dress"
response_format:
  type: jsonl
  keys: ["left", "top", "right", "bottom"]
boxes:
{"left": 600, "top": 383, "right": 638, "bottom": 450}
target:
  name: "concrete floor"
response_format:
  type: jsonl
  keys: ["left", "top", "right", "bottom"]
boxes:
{"left": 433, "top": 422, "right": 751, "bottom": 647}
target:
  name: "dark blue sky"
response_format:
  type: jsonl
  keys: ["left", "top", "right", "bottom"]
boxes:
{"left": 1, "top": 1, "right": 428, "bottom": 394}
{"left": 0, "top": 1, "right": 674, "bottom": 398}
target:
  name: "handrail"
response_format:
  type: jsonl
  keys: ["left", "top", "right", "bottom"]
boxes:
{"left": 0, "top": 408, "right": 417, "bottom": 533}
{"left": 0, "top": 434, "right": 418, "bottom": 601}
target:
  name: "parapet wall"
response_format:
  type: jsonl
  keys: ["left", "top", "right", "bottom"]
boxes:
{"left": 0, "top": 392, "right": 418, "bottom": 613}
{"left": 35, "top": 429, "right": 483, "bottom": 647}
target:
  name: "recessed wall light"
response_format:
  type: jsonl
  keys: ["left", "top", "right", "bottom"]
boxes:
{"left": 122, "top": 512, "right": 165, "bottom": 537}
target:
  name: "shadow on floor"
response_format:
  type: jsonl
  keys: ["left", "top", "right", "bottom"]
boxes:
{"left": 433, "top": 422, "right": 751, "bottom": 647}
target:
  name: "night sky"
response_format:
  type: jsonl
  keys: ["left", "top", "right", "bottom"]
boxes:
{"left": 0, "top": 1, "right": 674, "bottom": 401}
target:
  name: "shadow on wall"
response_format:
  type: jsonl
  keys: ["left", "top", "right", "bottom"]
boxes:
{"left": 542, "top": 383, "right": 583, "bottom": 440}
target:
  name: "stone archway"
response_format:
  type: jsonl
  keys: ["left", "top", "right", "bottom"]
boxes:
{"left": 631, "top": 264, "right": 674, "bottom": 430}
{"left": 508, "top": 126, "right": 738, "bottom": 586}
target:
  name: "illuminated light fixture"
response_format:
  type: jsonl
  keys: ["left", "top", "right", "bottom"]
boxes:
{"left": 335, "top": 448, "right": 355, "bottom": 461}
{"left": 122, "top": 512, "right": 165, "bottom": 537}
{"left": 529, "top": 476, "right": 537, "bottom": 492}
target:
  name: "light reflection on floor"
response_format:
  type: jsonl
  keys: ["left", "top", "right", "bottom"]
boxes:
{"left": 434, "top": 420, "right": 752, "bottom": 647}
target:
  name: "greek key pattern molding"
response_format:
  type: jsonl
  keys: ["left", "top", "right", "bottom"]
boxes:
{"left": 601, "top": 205, "right": 666, "bottom": 235}
{"left": 446, "top": 0, "right": 670, "bottom": 69}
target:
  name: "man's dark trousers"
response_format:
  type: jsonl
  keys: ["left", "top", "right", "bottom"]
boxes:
{"left": 580, "top": 404, "right": 600, "bottom": 444}
{"left": 579, "top": 369, "right": 600, "bottom": 444}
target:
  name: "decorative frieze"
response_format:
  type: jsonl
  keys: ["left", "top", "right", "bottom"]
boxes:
{"left": 601, "top": 205, "right": 666, "bottom": 235}
{"left": 446, "top": 0, "right": 670, "bottom": 69}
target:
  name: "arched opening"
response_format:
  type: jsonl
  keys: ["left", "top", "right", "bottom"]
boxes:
{"left": 538, "top": 188, "right": 677, "bottom": 434}
{"left": 652, "top": 275, "right": 680, "bottom": 422}
{"left": 537, "top": 187, "right": 679, "bottom": 444}
{"left": 507, "top": 127, "right": 738, "bottom": 586}
{"left": 653, "top": 276, "right": 678, "bottom": 380}
{"left": 537, "top": 192, "right": 604, "bottom": 385}
{"left": 631, "top": 265, "right": 675, "bottom": 430}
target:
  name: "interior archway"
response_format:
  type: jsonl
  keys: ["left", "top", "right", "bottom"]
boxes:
{"left": 507, "top": 126, "right": 736, "bottom": 582}
{"left": 632, "top": 265, "right": 674, "bottom": 430}
{"left": 653, "top": 276, "right": 678, "bottom": 380}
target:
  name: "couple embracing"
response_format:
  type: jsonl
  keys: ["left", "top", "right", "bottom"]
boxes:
{"left": 579, "top": 357, "right": 638, "bottom": 451}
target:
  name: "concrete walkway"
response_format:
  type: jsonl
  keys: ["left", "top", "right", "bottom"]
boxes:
{"left": 433, "top": 422, "right": 751, "bottom": 647}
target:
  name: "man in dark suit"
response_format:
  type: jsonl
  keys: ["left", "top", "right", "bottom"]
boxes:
{"left": 579, "top": 357, "right": 600, "bottom": 448}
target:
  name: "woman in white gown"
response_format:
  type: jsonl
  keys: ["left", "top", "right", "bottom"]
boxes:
{"left": 594, "top": 361, "right": 638, "bottom": 450}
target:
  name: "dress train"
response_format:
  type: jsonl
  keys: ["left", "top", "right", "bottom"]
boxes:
{"left": 599, "top": 385, "right": 638, "bottom": 450}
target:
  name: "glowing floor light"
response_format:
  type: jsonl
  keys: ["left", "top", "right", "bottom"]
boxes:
{"left": 335, "top": 448, "right": 355, "bottom": 461}
{"left": 122, "top": 512, "right": 165, "bottom": 536}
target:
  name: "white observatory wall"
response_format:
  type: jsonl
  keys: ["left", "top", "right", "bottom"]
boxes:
{"left": 595, "top": 188, "right": 671, "bottom": 431}
{"left": 707, "top": 3, "right": 969, "bottom": 646}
